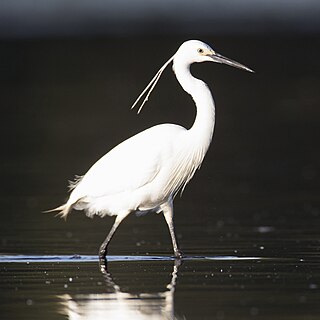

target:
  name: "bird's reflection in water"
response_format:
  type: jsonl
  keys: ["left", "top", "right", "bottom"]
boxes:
{"left": 58, "top": 259, "right": 181, "bottom": 319}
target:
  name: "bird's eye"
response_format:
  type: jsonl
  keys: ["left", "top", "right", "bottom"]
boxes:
{"left": 197, "top": 48, "right": 204, "bottom": 54}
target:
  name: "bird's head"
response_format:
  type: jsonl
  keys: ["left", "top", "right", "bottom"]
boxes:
{"left": 175, "top": 40, "right": 253, "bottom": 72}
{"left": 131, "top": 39, "right": 253, "bottom": 113}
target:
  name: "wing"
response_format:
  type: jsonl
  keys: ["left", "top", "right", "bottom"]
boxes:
{"left": 69, "top": 124, "right": 186, "bottom": 202}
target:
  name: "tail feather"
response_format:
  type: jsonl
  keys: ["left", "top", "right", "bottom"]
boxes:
{"left": 43, "top": 203, "right": 72, "bottom": 220}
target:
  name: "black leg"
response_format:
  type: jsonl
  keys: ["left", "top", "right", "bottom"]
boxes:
{"left": 98, "top": 213, "right": 129, "bottom": 273}
{"left": 99, "top": 221, "right": 120, "bottom": 259}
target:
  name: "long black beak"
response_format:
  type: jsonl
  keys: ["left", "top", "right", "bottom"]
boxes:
{"left": 210, "top": 52, "right": 254, "bottom": 73}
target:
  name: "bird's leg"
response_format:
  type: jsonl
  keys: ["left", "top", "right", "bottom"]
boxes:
{"left": 99, "top": 213, "right": 128, "bottom": 264}
{"left": 99, "top": 222, "right": 118, "bottom": 259}
{"left": 162, "top": 201, "right": 183, "bottom": 258}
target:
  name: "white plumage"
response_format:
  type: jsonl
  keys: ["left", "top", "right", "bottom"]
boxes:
{"left": 48, "top": 40, "right": 252, "bottom": 261}
{"left": 68, "top": 124, "right": 189, "bottom": 217}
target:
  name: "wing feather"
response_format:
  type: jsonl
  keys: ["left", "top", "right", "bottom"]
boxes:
{"left": 68, "top": 124, "right": 185, "bottom": 204}
{"left": 162, "top": 142, "right": 207, "bottom": 197}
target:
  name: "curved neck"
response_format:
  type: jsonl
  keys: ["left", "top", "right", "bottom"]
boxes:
{"left": 173, "top": 60, "right": 215, "bottom": 151}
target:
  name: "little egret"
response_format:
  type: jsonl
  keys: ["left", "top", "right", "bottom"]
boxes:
{"left": 48, "top": 40, "right": 253, "bottom": 261}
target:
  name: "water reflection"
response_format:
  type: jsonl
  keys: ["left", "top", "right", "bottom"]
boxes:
{"left": 58, "top": 259, "right": 181, "bottom": 319}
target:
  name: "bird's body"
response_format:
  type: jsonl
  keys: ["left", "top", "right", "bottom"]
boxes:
{"left": 67, "top": 123, "right": 192, "bottom": 217}
{"left": 49, "top": 40, "right": 252, "bottom": 263}
{"left": 67, "top": 124, "right": 199, "bottom": 215}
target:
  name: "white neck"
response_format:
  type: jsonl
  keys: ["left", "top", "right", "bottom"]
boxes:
{"left": 173, "top": 59, "right": 215, "bottom": 154}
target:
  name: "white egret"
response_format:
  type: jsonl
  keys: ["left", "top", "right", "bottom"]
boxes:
{"left": 48, "top": 40, "right": 253, "bottom": 261}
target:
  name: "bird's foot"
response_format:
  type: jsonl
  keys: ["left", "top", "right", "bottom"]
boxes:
{"left": 174, "top": 250, "right": 185, "bottom": 259}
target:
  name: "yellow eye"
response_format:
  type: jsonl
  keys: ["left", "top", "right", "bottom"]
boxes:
{"left": 197, "top": 48, "right": 204, "bottom": 54}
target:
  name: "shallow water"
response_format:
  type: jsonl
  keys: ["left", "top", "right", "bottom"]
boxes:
{"left": 1, "top": 35, "right": 320, "bottom": 319}
{"left": 1, "top": 254, "right": 320, "bottom": 319}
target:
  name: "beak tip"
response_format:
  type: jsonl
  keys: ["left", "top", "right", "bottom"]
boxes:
{"left": 212, "top": 52, "right": 254, "bottom": 74}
